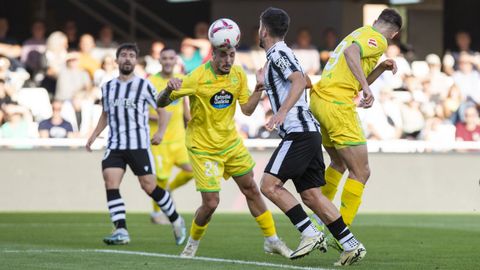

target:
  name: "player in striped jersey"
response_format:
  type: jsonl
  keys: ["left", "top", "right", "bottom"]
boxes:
{"left": 257, "top": 8, "right": 366, "bottom": 265}
{"left": 86, "top": 43, "right": 186, "bottom": 246}
{"left": 148, "top": 47, "right": 194, "bottom": 225}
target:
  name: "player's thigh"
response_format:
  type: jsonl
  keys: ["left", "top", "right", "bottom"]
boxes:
{"left": 188, "top": 151, "right": 224, "bottom": 192}
{"left": 295, "top": 147, "right": 326, "bottom": 193}
{"left": 331, "top": 104, "right": 366, "bottom": 148}
{"left": 310, "top": 95, "right": 335, "bottom": 148}
{"left": 102, "top": 149, "right": 127, "bottom": 188}
{"left": 336, "top": 144, "right": 370, "bottom": 183}
{"left": 125, "top": 149, "right": 156, "bottom": 176}
{"left": 223, "top": 143, "right": 255, "bottom": 180}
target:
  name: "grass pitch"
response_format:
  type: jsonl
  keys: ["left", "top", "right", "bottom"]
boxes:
{"left": 1, "top": 213, "right": 479, "bottom": 270}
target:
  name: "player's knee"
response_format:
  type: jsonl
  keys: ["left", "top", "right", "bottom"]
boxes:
{"left": 300, "top": 189, "right": 318, "bottom": 209}
{"left": 241, "top": 181, "right": 260, "bottom": 199}
{"left": 139, "top": 177, "right": 156, "bottom": 194}
{"left": 330, "top": 160, "right": 346, "bottom": 173}
{"left": 363, "top": 165, "right": 371, "bottom": 182}
{"left": 203, "top": 196, "right": 220, "bottom": 212}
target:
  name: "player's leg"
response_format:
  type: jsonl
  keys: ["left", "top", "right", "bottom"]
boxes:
{"left": 169, "top": 143, "right": 194, "bottom": 191}
{"left": 101, "top": 150, "right": 129, "bottom": 245}
{"left": 128, "top": 149, "right": 186, "bottom": 245}
{"left": 322, "top": 146, "right": 347, "bottom": 201}
{"left": 232, "top": 171, "right": 291, "bottom": 258}
{"left": 336, "top": 144, "right": 370, "bottom": 226}
{"left": 181, "top": 152, "right": 223, "bottom": 257}
{"left": 150, "top": 144, "right": 171, "bottom": 224}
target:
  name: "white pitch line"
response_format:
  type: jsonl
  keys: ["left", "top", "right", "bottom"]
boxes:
{"left": 2, "top": 249, "right": 332, "bottom": 270}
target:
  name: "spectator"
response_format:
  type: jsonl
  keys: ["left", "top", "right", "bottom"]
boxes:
{"left": 64, "top": 20, "right": 78, "bottom": 51}
{"left": 455, "top": 106, "right": 480, "bottom": 141}
{"left": 179, "top": 37, "right": 210, "bottom": 74}
{"left": 424, "top": 54, "right": 454, "bottom": 102}
{"left": 194, "top": 21, "right": 209, "bottom": 39}
{"left": 55, "top": 52, "right": 91, "bottom": 101}
{"left": 292, "top": 28, "right": 320, "bottom": 75}
{"left": 0, "top": 78, "right": 14, "bottom": 125}
{"left": 443, "top": 31, "right": 478, "bottom": 75}
{"left": 380, "top": 44, "right": 411, "bottom": 90}
{"left": 443, "top": 84, "right": 463, "bottom": 120}
{"left": 256, "top": 110, "right": 280, "bottom": 139}
{"left": 401, "top": 93, "right": 425, "bottom": 139}
{"left": 135, "top": 56, "right": 148, "bottom": 78}
{"left": 364, "top": 87, "right": 402, "bottom": 140}
{"left": 38, "top": 100, "right": 73, "bottom": 138}
{"left": 94, "top": 25, "right": 118, "bottom": 61}
{"left": 41, "top": 31, "right": 68, "bottom": 96}
{"left": 422, "top": 104, "right": 456, "bottom": 151}
{"left": 0, "top": 56, "right": 29, "bottom": 98}
{"left": 21, "top": 20, "right": 47, "bottom": 78}
{"left": 145, "top": 41, "right": 164, "bottom": 75}
{"left": 0, "top": 104, "right": 36, "bottom": 141}
{"left": 319, "top": 27, "right": 338, "bottom": 70}
{"left": 0, "top": 17, "right": 21, "bottom": 59}
{"left": 452, "top": 52, "right": 480, "bottom": 104}
{"left": 93, "top": 54, "right": 118, "bottom": 87}
{"left": 78, "top": 34, "right": 101, "bottom": 78}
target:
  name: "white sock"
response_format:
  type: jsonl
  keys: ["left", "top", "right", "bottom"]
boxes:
{"left": 188, "top": 237, "right": 200, "bottom": 245}
{"left": 266, "top": 234, "right": 279, "bottom": 242}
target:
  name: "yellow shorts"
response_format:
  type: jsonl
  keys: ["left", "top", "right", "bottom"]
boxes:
{"left": 310, "top": 94, "right": 366, "bottom": 149}
{"left": 188, "top": 140, "right": 255, "bottom": 192}
{"left": 151, "top": 141, "right": 190, "bottom": 180}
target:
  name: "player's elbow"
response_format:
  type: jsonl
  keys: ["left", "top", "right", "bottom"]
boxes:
{"left": 241, "top": 106, "right": 253, "bottom": 116}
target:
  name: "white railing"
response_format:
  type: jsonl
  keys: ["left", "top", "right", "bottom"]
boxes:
{"left": 0, "top": 138, "right": 479, "bottom": 153}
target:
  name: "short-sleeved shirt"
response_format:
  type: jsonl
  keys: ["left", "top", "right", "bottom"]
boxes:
{"left": 312, "top": 26, "right": 387, "bottom": 104}
{"left": 148, "top": 73, "right": 186, "bottom": 144}
{"left": 38, "top": 118, "right": 73, "bottom": 138}
{"left": 455, "top": 123, "right": 480, "bottom": 141}
{"left": 169, "top": 61, "right": 249, "bottom": 154}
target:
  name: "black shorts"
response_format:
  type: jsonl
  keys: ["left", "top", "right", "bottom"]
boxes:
{"left": 102, "top": 149, "right": 155, "bottom": 176}
{"left": 265, "top": 132, "right": 326, "bottom": 193}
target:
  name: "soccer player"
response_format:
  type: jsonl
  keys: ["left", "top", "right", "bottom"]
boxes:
{"left": 157, "top": 42, "right": 291, "bottom": 258}
{"left": 86, "top": 43, "right": 186, "bottom": 245}
{"left": 309, "top": 9, "right": 402, "bottom": 234}
{"left": 257, "top": 7, "right": 366, "bottom": 266}
{"left": 148, "top": 47, "right": 194, "bottom": 225}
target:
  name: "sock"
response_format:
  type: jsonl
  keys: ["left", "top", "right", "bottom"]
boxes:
{"left": 254, "top": 210, "right": 278, "bottom": 241}
{"left": 285, "top": 204, "right": 318, "bottom": 237}
{"left": 340, "top": 178, "right": 365, "bottom": 226}
{"left": 326, "top": 217, "right": 359, "bottom": 251}
{"left": 106, "top": 189, "right": 127, "bottom": 230}
{"left": 169, "top": 170, "right": 194, "bottom": 191}
{"left": 152, "top": 178, "right": 168, "bottom": 213}
{"left": 149, "top": 186, "right": 179, "bottom": 223}
{"left": 321, "top": 166, "right": 343, "bottom": 201}
{"left": 190, "top": 219, "right": 209, "bottom": 241}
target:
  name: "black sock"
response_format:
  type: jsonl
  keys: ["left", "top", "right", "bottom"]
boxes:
{"left": 326, "top": 217, "right": 359, "bottom": 250}
{"left": 106, "top": 189, "right": 127, "bottom": 230}
{"left": 149, "top": 186, "right": 179, "bottom": 222}
{"left": 285, "top": 204, "right": 315, "bottom": 234}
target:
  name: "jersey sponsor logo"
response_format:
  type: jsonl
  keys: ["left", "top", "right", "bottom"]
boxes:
{"left": 111, "top": 98, "right": 137, "bottom": 109}
{"left": 210, "top": 89, "right": 233, "bottom": 109}
{"left": 274, "top": 55, "right": 292, "bottom": 72}
{"left": 368, "top": 38, "right": 377, "bottom": 48}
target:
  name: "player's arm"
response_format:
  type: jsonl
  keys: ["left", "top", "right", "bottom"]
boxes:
{"left": 183, "top": 98, "right": 191, "bottom": 122}
{"left": 240, "top": 68, "right": 265, "bottom": 116}
{"left": 366, "top": 59, "right": 398, "bottom": 85}
{"left": 344, "top": 43, "right": 374, "bottom": 108}
{"left": 305, "top": 75, "right": 313, "bottom": 89}
{"left": 86, "top": 111, "right": 107, "bottom": 152}
{"left": 157, "top": 78, "right": 196, "bottom": 107}
{"left": 151, "top": 107, "right": 171, "bottom": 145}
{"left": 267, "top": 71, "right": 306, "bottom": 130}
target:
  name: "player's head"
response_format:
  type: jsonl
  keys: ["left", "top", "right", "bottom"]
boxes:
{"left": 116, "top": 43, "right": 139, "bottom": 75}
{"left": 258, "top": 7, "right": 290, "bottom": 48}
{"left": 159, "top": 47, "right": 177, "bottom": 75}
{"left": 374, "top": 8, "right": 402, "bottom": 39}
{"left": 212, "top": 46, "right": 235, "bottom": 75}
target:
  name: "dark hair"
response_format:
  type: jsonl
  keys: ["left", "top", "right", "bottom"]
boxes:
{"left": 260, "top": 7, "right": 290, "bottom": 38}
{"left": 116, "top": 43, "right": 139, "bottom": 58}
{"left": 160, "top": 47, "right": 176, "bottom": 54}
{"left": 378, "top": 8, "right": 402, "bottom": 30}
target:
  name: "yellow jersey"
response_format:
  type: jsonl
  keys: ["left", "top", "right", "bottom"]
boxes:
{"left": 312, "top": 26, "right": 387, "bottom": 104}
{"left": 148, "top": 73, "right": 185, "bottom": 144}
{"left": 169, "top": 61, "right": 250, "bottom": 154}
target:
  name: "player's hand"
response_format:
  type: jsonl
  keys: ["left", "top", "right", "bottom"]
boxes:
{"left": 360, "top": 87, "right": 375, "bottom": 108}
{"left": 381, "top": 59, "right": 397, "bottom": 75}
{"left": 266, "top": 110, "right": 287, "bottom": 131}
{"left": 255, "top": 67, "right": 265, "bottom": 84}
{"left": 151, "top": 132, "right": 163, "bottom": 145}
{"left": 254, "top": 83, "right": 265, "bottom": 92}
{"left": 166, "top": 78, "right": 183, "bottom": 91}
{"left": 85, "top": 136, "right": 96, "bottom": 152}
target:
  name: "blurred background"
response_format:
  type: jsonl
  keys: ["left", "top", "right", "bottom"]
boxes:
{"left": 0, "top": 0, "right": 478, "bottom": 214}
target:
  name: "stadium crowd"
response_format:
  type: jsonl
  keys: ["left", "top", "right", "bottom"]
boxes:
{"left": 0, "top": 17, "right": 479, "bottom": 145}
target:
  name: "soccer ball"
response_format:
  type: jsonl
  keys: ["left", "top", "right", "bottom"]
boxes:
{"left": 208, "top": 18, "right": 241, "bottom": 49}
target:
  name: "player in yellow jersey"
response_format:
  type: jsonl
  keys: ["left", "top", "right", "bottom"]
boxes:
{"left": 148, "top": 48, "right": 194, "bottom": 225}
{"left": 309, "top": 9, "right": 402, "bottom": 235}
{"left": 157, "top": 42, "right": 292, "bottom": 258}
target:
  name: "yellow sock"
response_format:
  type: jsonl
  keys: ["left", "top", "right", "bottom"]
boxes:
{"left": 340, "top": 178, "right": 365, "bottom": 226}
{"left": 169, "top": 170, "right": 194, "bottom": 191}
{"left": 254, "top": 210, "right": 276, "bottom": 237}
{"left": 321, "top": 166, "right": 343, "bottom": 201}
{"left": 190, "top": 219, "right": 209, "bottom": 241}
{"left": 152, "top": 179, "right": 168, "bottom": 212}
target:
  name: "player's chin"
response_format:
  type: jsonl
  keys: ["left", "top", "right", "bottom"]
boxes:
{"left": 220, "top": 66, "right": 232, "bottom": 74}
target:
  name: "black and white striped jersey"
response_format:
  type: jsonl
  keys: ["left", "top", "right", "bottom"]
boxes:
{"left": 101, "top": 76, "right": 157, "bottom": 150}
{"left": 264, "top": 41, "right": 320, "bottom": 138}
